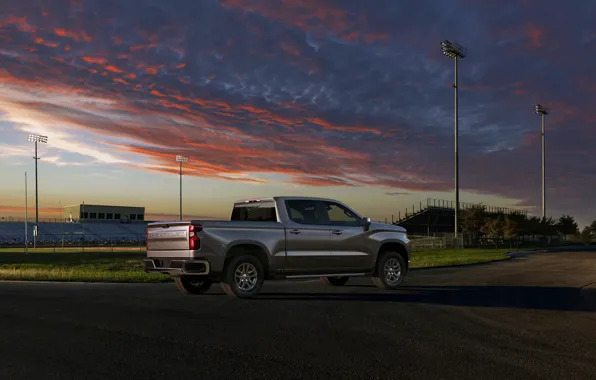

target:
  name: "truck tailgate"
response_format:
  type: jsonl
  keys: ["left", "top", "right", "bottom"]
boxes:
{"left": 147, "top": 222, "right": 191, "bottom": 251}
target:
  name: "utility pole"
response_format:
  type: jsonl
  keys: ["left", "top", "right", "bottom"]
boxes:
{"left": 441, "top": 40, "right": 467, "bottom": 244}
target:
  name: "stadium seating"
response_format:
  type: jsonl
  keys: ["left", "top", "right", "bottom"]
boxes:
{"left": 0, "top": 221, "right": 147, "bottom": 247}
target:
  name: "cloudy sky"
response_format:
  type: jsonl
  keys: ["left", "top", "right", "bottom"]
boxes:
{"left": 0, "top": 0, "right": 594, "bottom": 225}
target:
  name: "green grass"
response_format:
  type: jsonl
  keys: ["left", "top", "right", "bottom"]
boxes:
{"left": 410, "top": 248, "right": 512, "bottom": 269}
{"left": 0, "top": 251, "right": 169, "bottom": 283}
{"left": 0, "top": 247, "right": 516, "bottom": 283}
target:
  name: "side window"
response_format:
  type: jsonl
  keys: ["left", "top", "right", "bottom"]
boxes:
{"left": 323, "top": 202, "right": 361, "bottom": 226}
{"left": 285, "top": 200, "right": 322, "bottom": 225}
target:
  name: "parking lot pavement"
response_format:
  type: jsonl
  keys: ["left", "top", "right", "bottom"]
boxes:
{"left": 0, "top": 251, "right": 595, "bottom": 380}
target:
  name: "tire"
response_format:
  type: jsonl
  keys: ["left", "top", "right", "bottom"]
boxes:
{"left": 220, "top": 255, "right": 265, "bottom": 298}
{"left": 321, "top": 276, "right": 349, "bottom": 286}
{"left": 175, "top": 275, "right": 213, "bottom": 295}
{"left": 372, "top": 251, "right": 406, "bottom": 290}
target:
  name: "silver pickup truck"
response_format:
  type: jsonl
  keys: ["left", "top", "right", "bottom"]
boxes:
{"left": 144, "top": 196, "right": 411, "bottom": 298}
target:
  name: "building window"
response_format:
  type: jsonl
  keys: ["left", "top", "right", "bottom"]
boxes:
{"left": 130, "top": 214, "right": 137, "bottom": 220}
{"left": 107, "top": 213, "right": 113, "bottom": 219}
{"left": 90, "top": 213, "right": 97, "bottom": 219}
{"left": 137, "top": 214, "right": 144, "bottom": 220}
{"left": 81, "top": 212, "right": 88, "bottom": 218}
{"left": 98, "top": 213, "right": 105, "bottom": 219}
{"left": 114, "top": 213, "right": 121, "bottom": 219}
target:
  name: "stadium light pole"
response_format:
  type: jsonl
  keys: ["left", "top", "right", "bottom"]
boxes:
{"left": 28, "top": 133, "right": 48, "bottom": 225}
{"left": 176, "top": 155, "right": 189, "bottom": 221}
{"left": 25, "top": 172, "right": 29, "bottom": 255}
{"left": 534, "top": 104, "right": 549, "bottom": 219}
{"left": 440, "top": 40, "right": 467, "bottom": 243}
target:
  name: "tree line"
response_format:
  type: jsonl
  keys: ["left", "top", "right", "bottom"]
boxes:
{"left": 461, "top": 204, "right": 596, "bottom": 247}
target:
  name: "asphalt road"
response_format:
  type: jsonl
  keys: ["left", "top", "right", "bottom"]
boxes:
{"left": 1, "top": 251, "right": 595, "bottom": 380}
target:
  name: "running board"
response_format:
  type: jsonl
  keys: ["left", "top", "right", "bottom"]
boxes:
{"left": 285, "top": 273, "right": 366, "bottom": 279}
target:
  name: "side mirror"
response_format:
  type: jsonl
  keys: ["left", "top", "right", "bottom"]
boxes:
{"left": 363, "top": 217, "right": 372, "bottom": 231}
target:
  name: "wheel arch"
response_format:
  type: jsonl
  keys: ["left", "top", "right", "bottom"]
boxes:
{"left": 375, "top": 241, "right": 409, "bottom": 275}
{"left": 224, "top": 242, "right": 270, "bottom": 279}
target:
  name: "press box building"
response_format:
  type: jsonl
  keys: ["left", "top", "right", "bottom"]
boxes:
{"left": 63, "top": 204, "right": 145, "bottom": 223}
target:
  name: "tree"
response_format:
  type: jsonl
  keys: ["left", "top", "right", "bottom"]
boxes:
{"left": 539, "top": 217, "right": 558, "bottom": 238}
{"left": 557, "top": 215, "right": 579, "bottom": 239}
{"left": 527, "top": 216, "right": 542, "bottom": 238}
{"left": 581, "top": 227, "right": 593, "bottom": 244}
{"left": 461, "top": 204, "right": 487, "bottom": 245}
{"left": 507, "top": 211, "right": 528, "bottom": 240}
{"left": 589, "top": 220, "right": 596, "bottom": 235}
{"left": 482, "top": 216, "right": 505, "bottom": 248}
{"left": 503, "top": 215, "right": 519, "bottom": 248}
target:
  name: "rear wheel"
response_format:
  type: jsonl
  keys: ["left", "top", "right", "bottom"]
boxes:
{"left": 175, "top": 275, "right": 213, "bottom": 295}
{"left": 372, "top": 251, "right": 406, "bottom": 290}
{"left": 221, "top": 255, "right": 265, "bottom": 298}
{"left": 321, "top": 276, "right": 349, "bottom": 286}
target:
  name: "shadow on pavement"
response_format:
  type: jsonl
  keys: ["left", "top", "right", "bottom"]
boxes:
{"left": 257, "top": 285, "right": 596, "bottom": 312}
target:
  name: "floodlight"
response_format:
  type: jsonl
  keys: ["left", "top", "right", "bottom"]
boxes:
{"left": 440, "top": 40, "right": 467, "bottom": 60}
{"left": 176, "top": 155, "right": 189, "bottom": 162}
{"left": 28, "top": 134, "right": 48, "bottom": 143}
{"left": 534, "top": 104, "right": 549, "bottom": 115}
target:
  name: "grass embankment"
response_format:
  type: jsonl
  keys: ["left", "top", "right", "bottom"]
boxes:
{"left": 0, "top": 247, "right": 515, "bottom": 283}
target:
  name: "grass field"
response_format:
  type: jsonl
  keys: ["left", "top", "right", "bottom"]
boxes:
{"left": 0, "top": 247, "right": 515, "bottom": 283}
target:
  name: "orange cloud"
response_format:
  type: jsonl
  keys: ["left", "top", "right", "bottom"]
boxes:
{"left": 221, "top": 0, "right": 388, "bottom": 44}
{"left": 54, "top": 28, "right": 93, "bottom": 42}
{"left": 105, "top": 64, "right": 125, "bottom": 73}
{"left": 82, "top": 56, "right": 107, "bottom": 64}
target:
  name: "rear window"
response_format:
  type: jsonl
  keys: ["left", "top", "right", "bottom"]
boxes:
{"left": 231, "top": 201, "right": 277, "bottom": 222}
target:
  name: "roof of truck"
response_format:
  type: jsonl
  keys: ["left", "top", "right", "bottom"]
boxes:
{"left": 233, "top": 196, "right": 341, "bottom": 204}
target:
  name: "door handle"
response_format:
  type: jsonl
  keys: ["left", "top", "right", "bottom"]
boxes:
{"left": 332, "top": 230, "right": 343, "bottom": 235}
{"left": 289, "top": 229, "right": 301, "bottom": 234}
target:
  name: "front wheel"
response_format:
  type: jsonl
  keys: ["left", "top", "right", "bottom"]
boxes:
{"left": 321, "top": 276, "right": 349, "bottom": 286}
{"left": 221, "top": 255, "right": 265, "bottom": 298}
{"left": 175, "top": 275, "right": 213, "bottom": 295}
{"left": 372, "top": 251, "right": 406, "bottom": 290}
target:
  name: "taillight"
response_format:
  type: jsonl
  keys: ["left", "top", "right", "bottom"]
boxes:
{"left": 189, "top": 224, "right": 202, "bottom": 250}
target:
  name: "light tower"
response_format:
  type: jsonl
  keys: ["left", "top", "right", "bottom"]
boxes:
{"left": 534, "top": 104, "right": 549, "bottom": 218}
{"left": 28, "top": 133, "right": 48, "bottom": 224}
{"left": 176, "top": 155, "right": 189, "bottom": 221}
{"left": 440, "top": 40, "right": 467, "bottom": 243}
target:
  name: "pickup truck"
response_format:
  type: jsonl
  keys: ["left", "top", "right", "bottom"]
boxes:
{"left": 144, "top": 196, "right": 411, "bottom": 298}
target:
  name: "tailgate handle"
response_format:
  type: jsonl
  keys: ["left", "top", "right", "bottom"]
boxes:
{"left": 332, "top": 230, "right": 343, "bottom": 235}
{"left": 289, "top": 229, "right": 301, "bottom": 234}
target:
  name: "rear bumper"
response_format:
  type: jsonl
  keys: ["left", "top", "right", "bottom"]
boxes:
{"left": 143, "top": 258, "right": 210, "bottom": 276}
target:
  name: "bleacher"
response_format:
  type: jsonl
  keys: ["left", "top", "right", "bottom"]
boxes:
{"left": 0, "top": 221, "right": 147, "bottom": 247}
{"left": 395, "top": 198, "right": 528, "bottom": 236}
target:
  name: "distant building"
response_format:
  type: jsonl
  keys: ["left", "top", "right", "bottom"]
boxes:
{"left": 63, "top": 204, "right": 145, "bottom": 223}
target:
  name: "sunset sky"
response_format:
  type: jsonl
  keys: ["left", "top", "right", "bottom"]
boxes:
{"left": 0, "top": 0, "right": 595, "bottom": 226}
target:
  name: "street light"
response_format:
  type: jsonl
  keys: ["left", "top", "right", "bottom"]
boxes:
{"left": 175, "top": 155, "right": 189, "bottom": 221}
{"left": 534, "top": 104, "right": 549, "bottom": 219}
{"left": 440, "top": 40, "right": 467, "bottom": 245}
{"left": 28, "top": 133, "right": 48, "bottom": 225}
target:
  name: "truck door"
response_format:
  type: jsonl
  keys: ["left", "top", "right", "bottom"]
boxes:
{"left": 320, "top": 200, "right": 372, "bottom": 272}
{"left": 283, "top": 199, "right": 334, "bottom": 274}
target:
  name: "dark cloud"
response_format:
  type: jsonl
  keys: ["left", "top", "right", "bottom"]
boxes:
{"left": 0, "top": 0, "right": 595, "bottom": 223}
